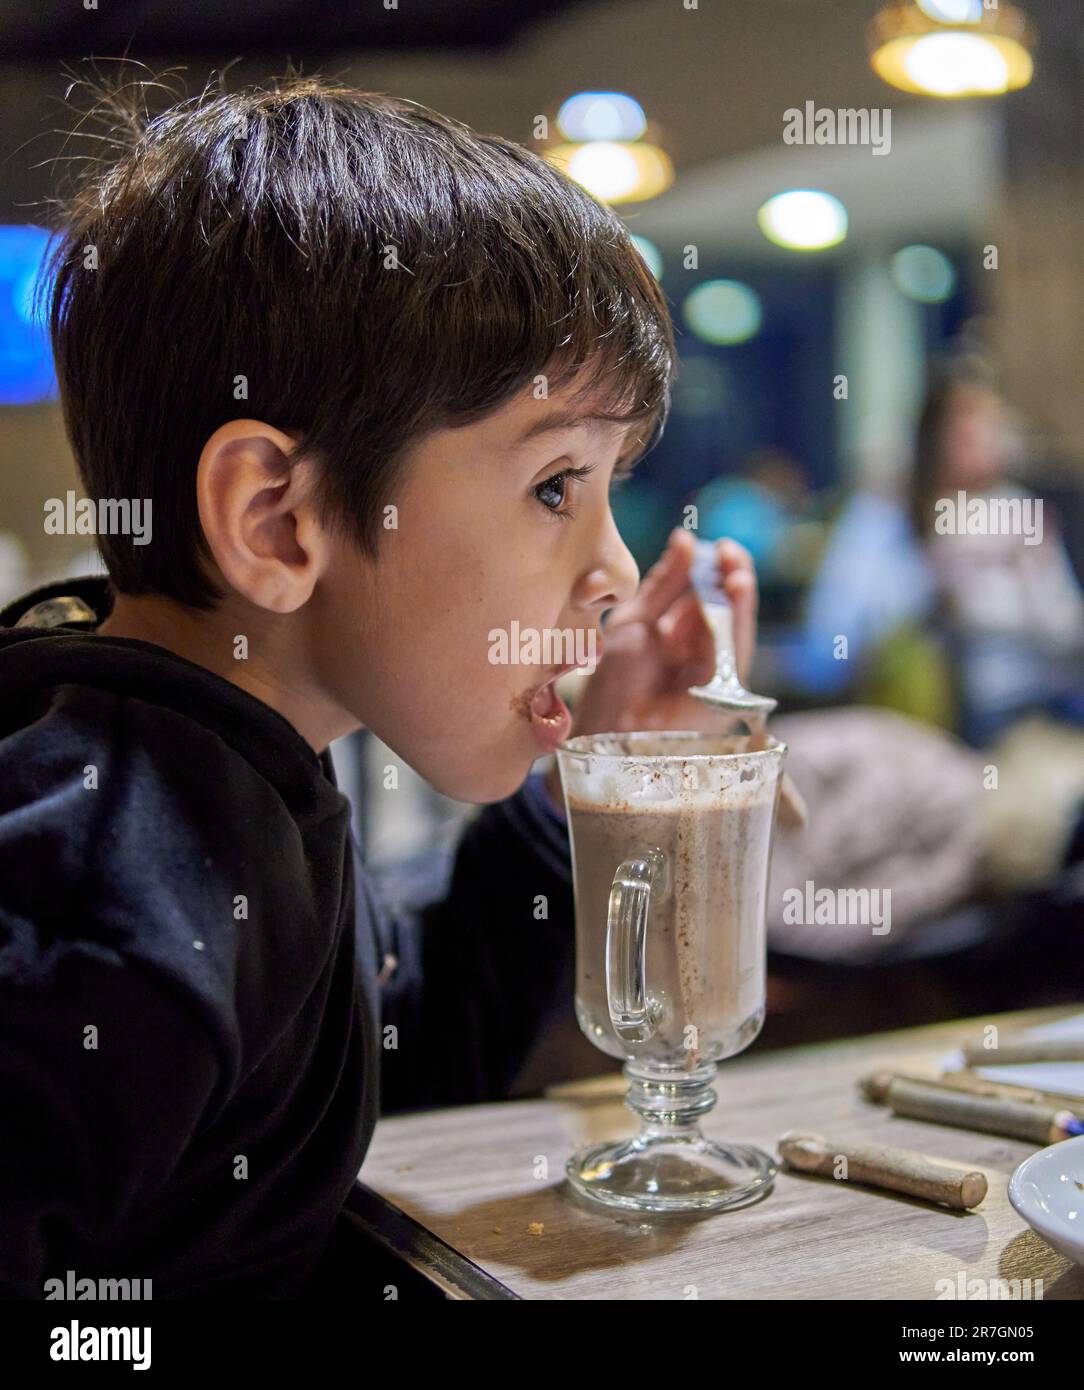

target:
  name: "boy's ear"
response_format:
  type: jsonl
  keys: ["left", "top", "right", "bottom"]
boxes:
{"left": 195, "top": 419, "right": 329, "bottom": 615}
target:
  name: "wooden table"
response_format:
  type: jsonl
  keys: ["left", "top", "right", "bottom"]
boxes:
{"left": 353, "top": 1005, "right": 1084, "bottom": 1300}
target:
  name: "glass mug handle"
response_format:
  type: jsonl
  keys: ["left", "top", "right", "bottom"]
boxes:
{"left": 606, "top": 847, "right": 665, "bottom": 1043}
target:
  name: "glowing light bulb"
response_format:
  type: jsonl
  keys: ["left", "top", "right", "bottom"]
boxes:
{"left": 557, "top": 92, "right": 647, "bottom": 143}
{"left": 916, "top": 0, "right": 982, "bottom": 23}
{"left": 568, "top": 142, "right": 640, "bottom": 201}
{"left": 757, "top": 190, "right": 848, "bottom": 251}
{"left": 905, "top": 32, "right": 1010, "bottom": 95}
{"left": 891, "top": 245, "right": 956, "bottom": 302}
{"left": 683, "top": 280, "right": 762, "bottom": 345}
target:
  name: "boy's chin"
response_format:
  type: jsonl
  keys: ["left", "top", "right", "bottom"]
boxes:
{"left": 422, "top": 756, "right": 534, "bottom": 806}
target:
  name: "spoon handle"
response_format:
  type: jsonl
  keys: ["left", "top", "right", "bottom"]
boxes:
{"left": 700, "top": 602, "right": 741, "bottom": 686}
{"left": 689, "top": 538, "right": 730, "bottom": 606}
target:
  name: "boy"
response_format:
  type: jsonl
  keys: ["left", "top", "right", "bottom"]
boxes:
{"left": 0, "top": 75, "right": 757, "bottom": 1298}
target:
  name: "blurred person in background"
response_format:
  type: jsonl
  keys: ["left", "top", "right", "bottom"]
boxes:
{"left": 797, "top": 358, "right": 1084, "bottom": 743}
{"left": 909, "top": 363, "right": 1084, "bottom": 744}
{"left": 751, "top": 360, "right": 1084, "bottom": 973}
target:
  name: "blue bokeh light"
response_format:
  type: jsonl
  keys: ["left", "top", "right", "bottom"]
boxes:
{"left": 0, "top": 224, "right": 58, "bottom": 405}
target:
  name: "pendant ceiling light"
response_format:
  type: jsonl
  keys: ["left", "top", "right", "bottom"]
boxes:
{"left": 543, "top": 92, "right": 674, "bottom": 204}
{"left": 868, "top": 2, "right": 1036, "bottom": 98}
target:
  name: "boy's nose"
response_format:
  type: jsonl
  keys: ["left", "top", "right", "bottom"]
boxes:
{"left": 610, "top": 540, "right": 641, "bottom": 607}
{"left": 579, "top": 521, "right": 640, "bottom": 612}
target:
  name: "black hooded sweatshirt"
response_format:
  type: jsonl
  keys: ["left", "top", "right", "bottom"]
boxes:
{"left": 0, "top": 576, "right": 575, "bottom": 1299}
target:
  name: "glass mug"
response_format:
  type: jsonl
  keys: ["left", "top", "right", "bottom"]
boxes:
{"left": 555, "top": 729, "right": 786, "bottom": 1213}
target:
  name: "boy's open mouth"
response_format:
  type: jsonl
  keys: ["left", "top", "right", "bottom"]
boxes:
{"left": 528, "top": 673, "right": 568, "bottom": 724}
{"left": 512, "top": 653, "right": 596, "bottom": 754}
{"left": 521, "top": 671, "right": 573, "bottom": 753}
{"left": 511, "top": 667, "right": 573, "bottom": 723}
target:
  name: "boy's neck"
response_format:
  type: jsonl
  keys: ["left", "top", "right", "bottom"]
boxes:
{"left": 96, "top": 593, "right": 359, "bottom": 756}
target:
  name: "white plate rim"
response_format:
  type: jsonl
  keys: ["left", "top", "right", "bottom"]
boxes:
{"left": 1007, "top": 1134, "right": 1084, "bottom": 1265}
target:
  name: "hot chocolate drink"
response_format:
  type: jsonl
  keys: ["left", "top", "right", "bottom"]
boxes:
{"left": 566, "top": 761, "right": 778, "bottom": 1069}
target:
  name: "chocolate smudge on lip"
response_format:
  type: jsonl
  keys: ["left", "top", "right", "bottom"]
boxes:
{"left": 512, "top": 670, "right": 562, "bottom": 720}
{"left": 510, "top": 688, "right": 536, "bottom": 720}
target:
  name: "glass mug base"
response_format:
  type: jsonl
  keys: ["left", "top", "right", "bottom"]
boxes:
{"left": 565, "top": 1056, "right": 777, "bottom": 1213}
{"left": 566, "top": 1135, "right": 777, "bottom": 1214}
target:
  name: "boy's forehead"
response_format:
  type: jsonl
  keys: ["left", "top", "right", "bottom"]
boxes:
{"left": 415, "top": 378, "right": 643, "bottom": 465}
{"left": 493, "top": 385, "right": 635, "bottom": 450}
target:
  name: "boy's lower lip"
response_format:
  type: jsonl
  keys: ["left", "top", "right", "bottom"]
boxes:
{"left": 527, "top": 679, "right": 572, "bottom": 753}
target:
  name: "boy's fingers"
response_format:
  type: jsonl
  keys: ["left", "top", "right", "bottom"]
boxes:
{"left": 724, "top": 566, "right": 758, "bottom": 676}
{"left": 622, "top": 533, "right": 756, "bottom": 641}
{"left": 657, "top": 588, "right": 707, "bottom": 660}
{"left": 719, "top": 537, "right": 759, "bottom": 626}
{"left": 716, "top": 536, "right": 755, "bottom": 579}
{"left": 724, "top": 562, "right": 758, "bottom": 615}
{"left": 626, "top": 527, "right": 696, "bottom": 624}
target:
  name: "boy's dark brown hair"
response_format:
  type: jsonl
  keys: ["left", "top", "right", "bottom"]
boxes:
{"left": 41, "top": 69, "right": 676, "bottom": 609}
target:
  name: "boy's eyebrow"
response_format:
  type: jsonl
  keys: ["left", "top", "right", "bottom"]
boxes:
{"left": 515, "top": 408, "right": 632, "bottom": 443}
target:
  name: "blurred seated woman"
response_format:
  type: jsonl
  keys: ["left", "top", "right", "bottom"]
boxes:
{"left": 796, "top": 358, "right": 1084, "bottom": 745}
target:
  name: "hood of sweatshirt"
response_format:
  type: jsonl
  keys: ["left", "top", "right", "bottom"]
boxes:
{"left": 0, "top": 574, "right": 338, "bottom": 797}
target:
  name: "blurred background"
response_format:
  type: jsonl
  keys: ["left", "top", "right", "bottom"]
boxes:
{"left": 2, "top": 0, "right": 1082, "bottom": 1083}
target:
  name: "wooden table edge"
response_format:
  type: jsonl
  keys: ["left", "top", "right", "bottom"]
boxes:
{"left": 343, "top": 1181, "right": 520, "bottom": 1300}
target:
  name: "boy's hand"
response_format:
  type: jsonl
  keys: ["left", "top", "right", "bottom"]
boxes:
{"left": 542, "top": 529, "right": 758, "bottom": 810}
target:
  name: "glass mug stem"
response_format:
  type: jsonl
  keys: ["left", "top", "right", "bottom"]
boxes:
{"left": 623, "top": 1060, "right": 719, "bottom": 1129}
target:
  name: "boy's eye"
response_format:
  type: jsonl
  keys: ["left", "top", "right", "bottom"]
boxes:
{"left": 534, "top": 470, "right": 571, "bottom": 512}
{"left": 532, "top": 462, "right": 595, "bottom": 518}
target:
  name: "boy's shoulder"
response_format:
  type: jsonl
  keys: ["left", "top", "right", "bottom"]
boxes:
{"left": 0, "top": 666, "right": 270, "bottom": 854}
{"left": 0, "top": 646, "right": 254, "bottom": 984}
{"left": 0, "top": 578, "right": 334, "bottom": 821}
{"left": 0, "top": 621, "right": 300, "bottom": 859}
{"left": 0, "top": 588, "right": 351, "bottom": 1009}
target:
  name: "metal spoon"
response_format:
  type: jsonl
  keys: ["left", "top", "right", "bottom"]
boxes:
{"left": 686, "top": 540, "right": 807, "bottom": 829}
{"left": 686, "top": 539, "right": 777, "bottom": 718}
